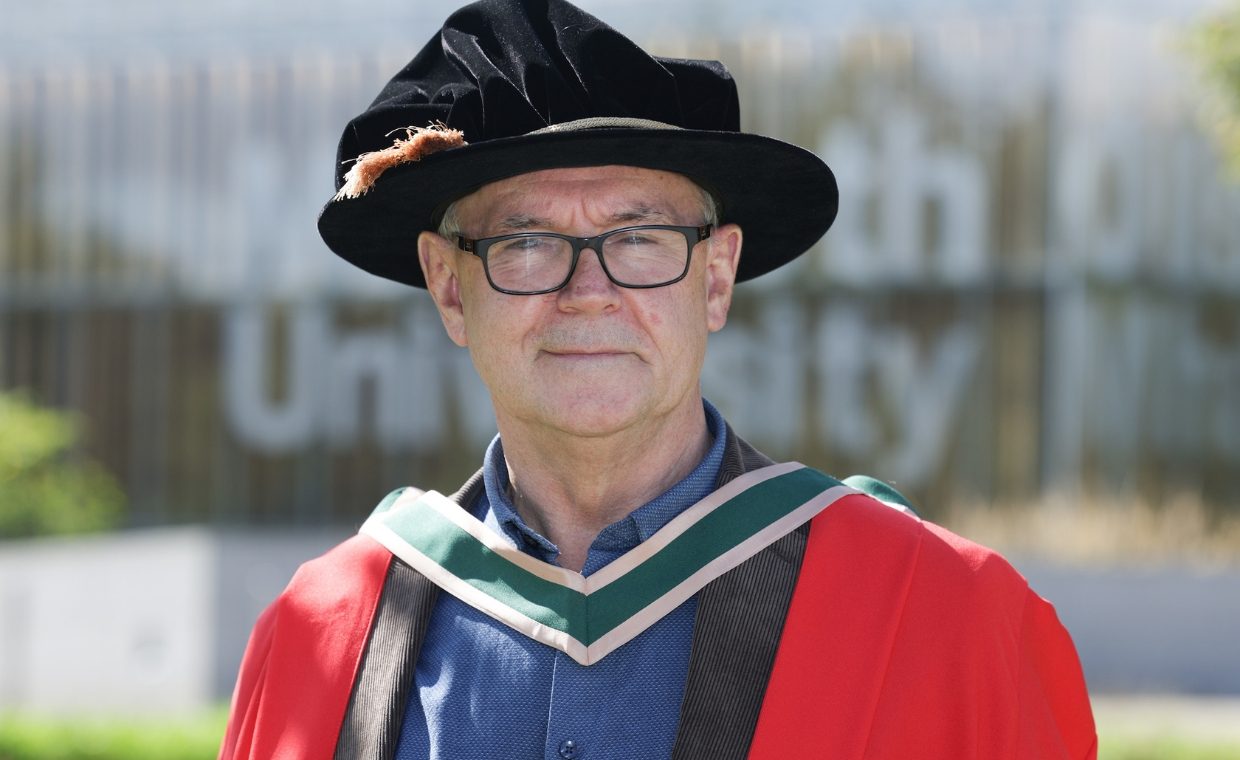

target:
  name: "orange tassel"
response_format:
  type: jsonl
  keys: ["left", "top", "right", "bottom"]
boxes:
{"left": 334, "top": 124, "right": 466, "bottom": 200}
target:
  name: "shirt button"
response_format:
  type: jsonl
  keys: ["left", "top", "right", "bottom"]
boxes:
{"left": 558, "top": 739, "right": 580, "bottom": 759}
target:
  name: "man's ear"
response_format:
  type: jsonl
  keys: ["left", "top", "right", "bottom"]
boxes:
{"left": 418, "top": 231, "right": 469, "bottom": 347}
{"left": 704, "top": 222, "right": 742, "bottom": 333}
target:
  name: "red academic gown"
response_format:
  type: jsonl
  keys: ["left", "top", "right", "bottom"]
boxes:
{"left": 218, "top": 495, "right": 1096, "bottom": 759}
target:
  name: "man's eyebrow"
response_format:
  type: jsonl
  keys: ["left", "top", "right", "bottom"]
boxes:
{"left": 607, "top": 205, "right": 675, "bottom": 225}
{"left": 493, "top": 214, "right": 555, "bottom": 233}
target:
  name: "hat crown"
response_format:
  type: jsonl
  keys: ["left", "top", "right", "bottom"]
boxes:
{"left": 319, "top": 0, "right": 837, "bottom": 290}
{"left": 336, "top": 0, "right": 739, "bottom": 189}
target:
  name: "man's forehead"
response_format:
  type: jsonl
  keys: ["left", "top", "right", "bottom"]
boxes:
{"left": 489, "top": 206, "right": 680, "bottom": 233}
{"left": 454, "top": 165, "right": 706, "bottom": 228}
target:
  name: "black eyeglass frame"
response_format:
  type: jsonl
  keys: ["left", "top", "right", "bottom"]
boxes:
{"left": 457, "top": 224, "right": 713, "bottom": 296}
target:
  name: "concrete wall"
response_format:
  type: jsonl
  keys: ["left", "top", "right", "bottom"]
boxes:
{"left": 0, "top": 529, "right": 215, "bottom": 712}
{"left": 1017, "top": 558, "right": 1240, "bottom": 695}
{"left": 0, "top": 527, "right": 341, "bottom": 714}
{"left": 0, "top": 529, "right": 1237, "bottom": 713}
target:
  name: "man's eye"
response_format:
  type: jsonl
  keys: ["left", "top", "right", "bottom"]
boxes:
{"left": 495, "top": 236, "right": 556, "bottom": 253}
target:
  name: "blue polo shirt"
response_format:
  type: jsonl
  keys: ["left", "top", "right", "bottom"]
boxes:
{"left": 395, "top": 401, "right": 727, "bottom": 760}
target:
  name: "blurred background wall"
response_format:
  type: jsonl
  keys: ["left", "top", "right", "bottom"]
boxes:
{"left": 4, "top": 0, "right": 1238, "bottom": 526}
{"left": 1, "top": 0, "right": 1238, "bottom": 713}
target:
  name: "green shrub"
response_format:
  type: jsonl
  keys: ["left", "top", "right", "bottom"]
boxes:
{"left": 0, "top": 391, "right": 124, "bottom": 538}
{"left": 1188, "top": 2, "right": 1240, "bottom": 175}
{"left": 0, "top": 709, "right": 226, "bottom": 760}
{"left": 1101, "top": 736, "right": 1240, "bottom": 760}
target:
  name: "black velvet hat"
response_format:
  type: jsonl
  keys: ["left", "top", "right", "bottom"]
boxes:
{"left": 317, "top": 0, "right": 838, "bottom": 288}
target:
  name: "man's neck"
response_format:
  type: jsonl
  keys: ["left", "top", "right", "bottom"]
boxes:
{"left": 495, "top": 399, "right": 713, "bottom": 573}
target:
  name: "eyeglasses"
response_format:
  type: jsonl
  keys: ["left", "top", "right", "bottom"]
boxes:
{"left": 457, "top": 224, "right": 712, "bottom": 295}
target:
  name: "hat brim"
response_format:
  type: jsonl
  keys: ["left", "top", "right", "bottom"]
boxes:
{"left": 317, "top": 128, "right": 838, "bottom": 288}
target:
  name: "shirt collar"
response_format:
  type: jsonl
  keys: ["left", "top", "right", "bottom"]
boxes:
{"left": 479, "top": 399, "right": 727, "bottom": 565}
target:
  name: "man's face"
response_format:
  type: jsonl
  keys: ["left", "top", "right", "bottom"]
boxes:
{"left": 418, "top": 165, "right": 742, "bottom": 440}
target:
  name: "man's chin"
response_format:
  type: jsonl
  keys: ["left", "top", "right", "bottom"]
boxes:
{"left": 524, "top": 393, "right": 660, "bottom": 440}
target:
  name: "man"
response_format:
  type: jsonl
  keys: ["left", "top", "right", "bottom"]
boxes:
{"left": 220, "top": 0, "right": 1097, "bottom": 758}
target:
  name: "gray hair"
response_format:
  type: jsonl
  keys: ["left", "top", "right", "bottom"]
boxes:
{"left": 436, "top": 183, "right": 719, "bottom": 240}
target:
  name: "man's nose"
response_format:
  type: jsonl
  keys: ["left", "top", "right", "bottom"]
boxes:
{"left": 557, "top": 246, "right": 620, "bottom": 309}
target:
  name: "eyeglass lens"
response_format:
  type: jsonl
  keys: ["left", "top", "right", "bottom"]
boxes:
{"left": 485, "top": 228, "right": 691, "bottom": 293}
